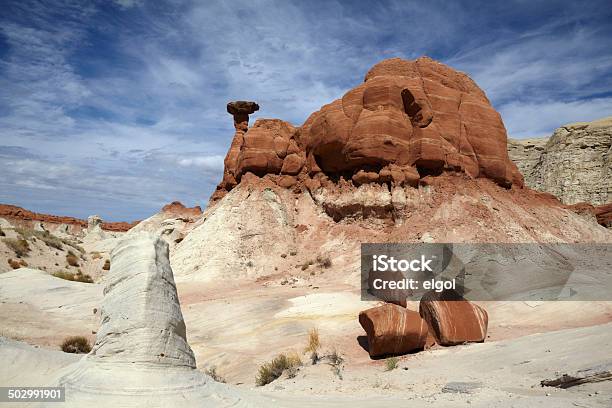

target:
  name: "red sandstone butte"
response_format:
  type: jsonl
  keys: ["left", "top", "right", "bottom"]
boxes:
{"left": 212, "top": 57, "right": 523, "bottom": 202}
{"left": 0, "top": 203, "right": 137, "bottom": 232}
{"left": 161, "top": 201, "right": 203, "bottom": 218}
{"left": 419, "top": 289, "right": 488, "bottom": 346}
{"left": 359, "top": 303, "right": 432, "bottom": 357}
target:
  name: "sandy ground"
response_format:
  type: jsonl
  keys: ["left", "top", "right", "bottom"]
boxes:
{"left": 1, "top": 322, "right": 611, "bottom": 407}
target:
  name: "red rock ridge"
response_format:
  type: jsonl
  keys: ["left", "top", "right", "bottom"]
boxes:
{"left": 211, "top": 56, "right": 523, "bottom": 203}
{"left": 0, "top": 204, "right": 138, "bottom": 232}
{"left": 161, "top": 201, "right": 203, "bottom": 218}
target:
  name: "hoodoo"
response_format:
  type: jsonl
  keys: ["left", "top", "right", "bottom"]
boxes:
{"left": 212, "top": 57, "right": 524, "bottom": 203}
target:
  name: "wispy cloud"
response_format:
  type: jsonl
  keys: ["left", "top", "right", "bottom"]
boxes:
{"left": 0, "top": 0, "right": 611, "bottom": 219}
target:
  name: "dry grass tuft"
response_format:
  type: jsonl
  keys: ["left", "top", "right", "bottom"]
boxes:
{"left": 204, "top": 366, "right": 226, "bottom": 383}
{"left": 316, "top": 255, "right": 332, "bottom": 268}
{"left": 3, "top": 238, "right": 30, "bottom": 257}
{"left": 304, "top": 327, "right": 321, "bottom": 364}
{"left": 255, "top": 352, "right": 302, "bottom": 386}
{"left": 52, "top": 270, "right": 93, "bottom": 283}
{"left": 60, "top": 336, "right": 91, "bottom": 354}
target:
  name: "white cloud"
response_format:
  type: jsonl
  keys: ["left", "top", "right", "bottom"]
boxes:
{"left": 0, "top": 0, "right": 610, "bottom": 219}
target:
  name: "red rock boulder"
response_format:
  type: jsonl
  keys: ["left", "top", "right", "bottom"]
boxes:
{"left": 419, "top": 289, "right": 488, "bottom": 346}
{"left": 359, "top": 303, "right": 433, "bottom": 357}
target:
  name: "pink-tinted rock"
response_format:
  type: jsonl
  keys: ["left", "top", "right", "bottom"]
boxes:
{"left": 419, "top": 289, "right": 488, "bottom": 346}
{"left": 212, "top": 57, "right": 523, "bottom": 202}
{"left": 359, "top": 303, "right": 431, "bottom": 357}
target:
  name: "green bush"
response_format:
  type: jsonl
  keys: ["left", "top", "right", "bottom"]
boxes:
{"left": 60, "top": 336, "right": 91, "bottom": 354}
{"left": 255, "top": 353, "right": 302, "bottom": 386}
{"left": 385, "top": 356, "right": 399, "bottom": 371}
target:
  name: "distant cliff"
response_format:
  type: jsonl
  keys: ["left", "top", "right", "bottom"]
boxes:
{"left": 508, "top": 117, "right": 611, "bottom": 206}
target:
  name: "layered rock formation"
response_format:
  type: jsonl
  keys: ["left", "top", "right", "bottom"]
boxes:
{"left": 419, "top": 289, "right": 488, "bottom": 346}
{"left": 88, "top": 234, "right": 196, "bottom": 366}
{"left": 0, "top": 203, "right": 138, "bottom": 233}
{"left": 359, "top": 304, "right": 433, "bottom": 357}
{"left": 212, "top": 57, "right": 523, "bottom": 203}
{"left": 54, "top": 233, "right": 257, "bottom": 407}
{"left": 508, "top": 117, "right": 611, "bottom": 206}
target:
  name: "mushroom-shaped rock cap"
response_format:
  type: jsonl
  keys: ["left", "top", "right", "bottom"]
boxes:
{"left": 227, "top": 101, "right": 260, "bottom": 116}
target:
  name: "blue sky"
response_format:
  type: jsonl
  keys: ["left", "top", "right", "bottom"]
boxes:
{"left": 1, "top": 0, "right": 611, "bottom": 221}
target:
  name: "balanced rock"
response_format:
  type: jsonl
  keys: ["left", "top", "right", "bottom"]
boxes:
{"left": 359, "top": 303, "right": 433, "bottom": 357}
{"left": 419, "top": 289, "right": 488, "bottom": 346}
{"left": 227, "top": 100, "right": 259, "bottom": 132}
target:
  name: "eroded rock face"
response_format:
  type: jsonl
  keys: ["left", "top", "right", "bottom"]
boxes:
{"left": 508, "top": 117, "right": 611, "bottom": 206}
{"left": 161, "top": 201, "right": 203, "bottom": 218}
{"left": 419, "top": 289, "right": 488, "bottom": 346}
{"left": 90, "top": 233, "right": 196, "bottom": 367}
{"left": 212, "top": 57, "right": 523, "bottom": 203}
{"left": 358, "top": 303, "right": 432, "bottom": 357}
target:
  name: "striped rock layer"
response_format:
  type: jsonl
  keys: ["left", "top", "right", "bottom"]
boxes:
{"left": 359, "top": 303, "right": 433, "bottom": 357}
{"left": 419, "top": 289, "right": 488, "bottom": 346}
{"left": 212, "top": 56, "right": 523, "bottom": 202}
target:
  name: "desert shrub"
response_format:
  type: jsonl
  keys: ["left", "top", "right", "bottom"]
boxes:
{"left": 3, "top": 238, "right": 30, "bottom": 257}
{"left": 316, "top": 255, "right": 332, "bottom": 268}
{"left": 102, "top": 259, "right": 110, "bottom": 270}
{"left": 300, "top": 263, "right": 309, "bottom": 271}
{"left": 52, "top": 270, "right": 93, "bottom": 283}
{"left": 385, "top": 356, "right": 399, "bottom": 371}
{"left": 324, "top": 349, "right": 345, "bottom": 379}
{"left": 60, "top": 336, "right": 91, "bottom": 354}
{"left": 53, "top": 271, "right": 75, "bottom": 281}
{"left": 204, "top": 366, "right": 226, "bottom": 383}
{"left": 8, "top": 258, "right": 27, "bottom": 269}
{"left": 74, "top": 270, "right": 93, "bottom": 283}
{"left": 255, "top": 353, "right": 302, "bottom": 386}
{"left": 304, "top": 328, "right": 321, "bottom": 364}
{"left": 66, "top": 251, "right": 79, "bottom": 267}
{"left": 14, "top": 227, "right": 83, "bottom": 254}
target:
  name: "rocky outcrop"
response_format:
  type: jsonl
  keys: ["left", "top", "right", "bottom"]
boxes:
{"left": 508, "top": 117, "right": 611, "bottom": 206}
{"left": 359, "top": 304, "right": 433, "bottom": 357}
{"left": 212, "top": 57, "right": 523, "bottom": 203}
{"left": 54, "top": 233, "right": 257, "bottom": 407}
{"left": 0, "top": 203, "right": 138, "bottom": 232}
{"left": 161, "top": 201, "right": 203, "bottom": 218}
{"left": 89, "top": 233, "right": 196, "bottom": 366}
{"left": 419, "top": 289, "right": 488, "bottom": 346}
